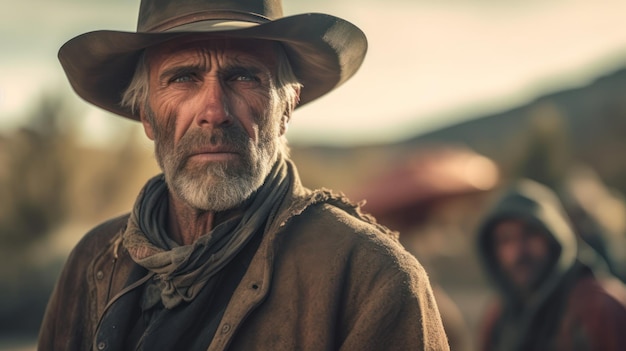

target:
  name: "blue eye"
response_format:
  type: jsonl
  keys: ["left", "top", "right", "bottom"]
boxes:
{"left": 171, "top": 74, "right": 194, "bottom": 83}
{"left": 235, "top": 74, "right": 255, "bottom": 81}
{"left": 225, "top": 67, "right": 262, "bottom": 84}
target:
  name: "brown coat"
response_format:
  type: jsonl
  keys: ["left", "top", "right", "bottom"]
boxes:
{"left": 38, "top": 175, "right": 449, "bottom": 351}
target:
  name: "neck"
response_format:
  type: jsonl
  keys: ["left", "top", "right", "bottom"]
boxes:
{"left": 166, "top": 193, "right": 243, "bottom": 246}
{"left": 166, "top": 194, "right": 213, "bottom": 246}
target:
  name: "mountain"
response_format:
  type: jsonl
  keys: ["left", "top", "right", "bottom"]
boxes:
{"left": 397, "top": 65, "right": 626, "bottom": 192}
{"left": 292, "top": 65, "right": 626, "bottom": 195}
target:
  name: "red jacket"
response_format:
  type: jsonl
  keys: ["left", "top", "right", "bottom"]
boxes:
{"left": 479, "top": 269, "right": 626, "bottom": 351}
{"left": 477, "top": 180, "right": 626, "bottom": 351}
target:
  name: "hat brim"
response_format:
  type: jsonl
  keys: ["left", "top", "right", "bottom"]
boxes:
{"left": 58, "top": 13, "right": 367, "bottom": 121}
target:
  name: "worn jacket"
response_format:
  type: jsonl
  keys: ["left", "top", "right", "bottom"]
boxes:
{"left": 38, "top": 166, "right": 449, "bottom": 351}
{"left": 477, "top": 180, "right": 626, "bottom": 351}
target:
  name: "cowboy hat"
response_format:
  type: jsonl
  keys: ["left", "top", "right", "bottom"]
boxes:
{"left": 58, "top": 0, "right": 368, "bottom": 121}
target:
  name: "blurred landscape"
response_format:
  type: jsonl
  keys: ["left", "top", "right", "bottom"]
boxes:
{"left": 3, "top": 59, "right": 626, "bottom": 350}
{"left": 291, "top": 64, "right": 626, "bottom": 348}
{"left": 3, "top": 2, "right": 626, "bottom": 349}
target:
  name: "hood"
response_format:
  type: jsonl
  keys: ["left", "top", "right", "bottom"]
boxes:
{"left": 477, "top": 179, "right": 578, "bottom": 302}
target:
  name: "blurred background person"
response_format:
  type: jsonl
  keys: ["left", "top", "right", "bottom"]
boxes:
{"left": 3, "top": 1, "right": 626, "bottom": 350}
{"left": 476, "top": 179, "right": 626, "bottom": 351}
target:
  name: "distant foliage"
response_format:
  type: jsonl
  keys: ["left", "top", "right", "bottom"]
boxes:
{"left": 0, "top": 94, "right": 71, "bottom": 247}
{"left": 0, "top": 91, "right": 157, "bottom": 336}
{"left": 0, "top": 91, "right": 158, "bottom": 249}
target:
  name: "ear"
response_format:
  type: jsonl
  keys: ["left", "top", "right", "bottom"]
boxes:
{"left": 139, "top": 108, "right": 155, "bottom": 141}
{"left": 279, "top": 114, "right": 289, "bottom": 136}
{"left": 279, "top": 86, "right": 301, "bottom": 136}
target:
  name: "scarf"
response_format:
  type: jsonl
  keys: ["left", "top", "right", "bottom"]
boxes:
{"left": 123, "top": 156, "right": 291, "bottom": 309}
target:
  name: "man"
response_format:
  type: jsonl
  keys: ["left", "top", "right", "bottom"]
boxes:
{"left": 477, "top": 179, "right": 626, "bottom": 351}
{"left": 38, "top": 1, "right": 449, "bottom": 350}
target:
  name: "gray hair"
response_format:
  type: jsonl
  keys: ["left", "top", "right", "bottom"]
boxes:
{"left": 120, "top": 42, "right": 302, "bottom": 156}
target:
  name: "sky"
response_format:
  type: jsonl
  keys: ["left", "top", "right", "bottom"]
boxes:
{"left": 2, "top": 0, "right": 626, "bottom": 146}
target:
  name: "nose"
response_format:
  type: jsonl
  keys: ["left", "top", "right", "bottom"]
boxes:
{"left": 194, "top": 78, "right": 232, "bottom": 127}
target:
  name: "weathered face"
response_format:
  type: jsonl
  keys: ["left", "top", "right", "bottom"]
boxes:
{"left": 141, "top": 37, "right": 288, "bottom": 211}
{"left": 491, "top": 219, "right": 552, "bottom": 294}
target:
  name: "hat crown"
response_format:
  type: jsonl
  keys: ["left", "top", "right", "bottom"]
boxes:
{"left": 138, "top": 0, "right": 284, "bottom": 32}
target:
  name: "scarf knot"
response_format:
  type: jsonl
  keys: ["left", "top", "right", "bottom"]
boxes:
{"left": 123, "top": 158, "right": 291, "bottom": 309}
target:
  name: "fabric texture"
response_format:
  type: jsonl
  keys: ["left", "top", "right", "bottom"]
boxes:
{"left": 477, "top": 180, "right": 626, "bottom": 351}
{"left": 123, "top": 157, "right": 290, "bottom": 309}
{"left": 111, "top": 157, "right": 290, "bottom": 351}
{"left": 38, "top": 159, "right": 450, "bottom": 351}
{"left": 101, "top": 225, "right": 264, "bottom": 351}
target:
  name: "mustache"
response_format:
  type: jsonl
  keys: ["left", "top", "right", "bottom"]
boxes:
{"left": 173, "top": 125, "right": 249, "bottom": 165}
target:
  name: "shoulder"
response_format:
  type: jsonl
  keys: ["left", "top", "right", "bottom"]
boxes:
{"left": 39, "top": 213, "right": 131, "bottom": 349}
{"left": 570, "top": 274, "right": 626, "bottom": 305}
{"left": 557, "top": 273, "right": 626, "bottom": 350}
{"left": 280, "top": 194, "right": 426, "bottom": 280}
{"left": 286, "top": 192, "right": 397, "bottom": 240}
{"left": 74, "top": 213, "right": 130, "bottom": 250}
{"left": 286, "top": 192, "right": 399, "bottom": 242}
{"left": 50, "top": 213, "right": 131, "bottom": 312}
{"left": 569, "top": 275, "right": 626, "bottom": 312}
{"left": 66, "top": 213, "right": 130, "bottom": 265}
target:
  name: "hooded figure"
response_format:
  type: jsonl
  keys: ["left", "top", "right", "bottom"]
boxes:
{"left": 477, "top": 179, "right": 626, "bottom": 351}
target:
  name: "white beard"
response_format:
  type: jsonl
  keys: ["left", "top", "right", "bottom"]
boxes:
{"left": 166, "top": 142, "right": 277, "bottom": 211}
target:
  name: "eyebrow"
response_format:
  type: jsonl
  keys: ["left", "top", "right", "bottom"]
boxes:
{"left": 221, "top": 65, "right": 265, "bottom": 77}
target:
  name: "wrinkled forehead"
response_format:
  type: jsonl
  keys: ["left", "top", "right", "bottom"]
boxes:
{"left": 145, "top": 35, "right": 280, "bottom": 71}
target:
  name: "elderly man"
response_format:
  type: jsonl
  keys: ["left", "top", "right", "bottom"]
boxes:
{"left": 477, "top": 180, "right": 626, "bottom": 351}
{"left": 38, "top": 1, "right": 449, "bottom": 350}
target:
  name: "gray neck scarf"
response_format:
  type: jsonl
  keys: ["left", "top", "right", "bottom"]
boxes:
{"left": 123, "top": 157, "right": 291, "bottom": 309}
